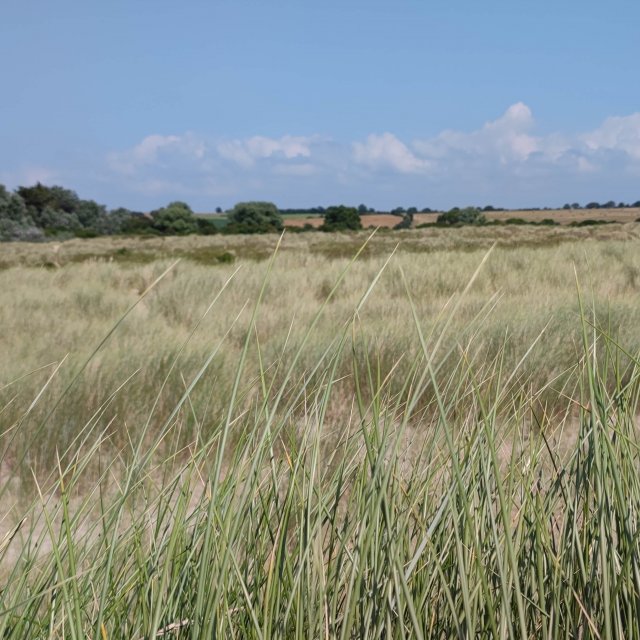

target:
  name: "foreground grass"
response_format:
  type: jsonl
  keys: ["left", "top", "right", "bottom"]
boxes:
{"left": 2, "top": 237, "right": 640, "bottom": 636}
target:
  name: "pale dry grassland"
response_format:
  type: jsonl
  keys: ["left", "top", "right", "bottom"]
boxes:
{"left": 1, "top": 221, "right": 639, "bottom": 269}
{"left": 3, "top": 227, "right": 640, "bottom": 636}
{"left": 2, "top": 226, "right": 640, "bottom": 480}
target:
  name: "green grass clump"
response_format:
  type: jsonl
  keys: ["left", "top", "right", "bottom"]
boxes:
{"left": 2, "top": 242, "right": 640, "bottom": 637}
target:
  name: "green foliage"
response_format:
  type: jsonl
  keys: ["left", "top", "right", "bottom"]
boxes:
{"left": 320, "top": 205, "right": 362, "bottom": 231}
{"left": 437, "top": 206, "right": 486, "bottom": 226}
{"left": 196, "top": 217, "right": 220, "bottom": 235}
{"left": 393, "top": 211, "right": 414, "bottom": 230}
{"left": 120, "top": 211, "right": 156, "bottom": 235}
{"left": 151, "top": 201, "right": 199, "bottom": 235}
{"left": 36, "top": 206, "right": 82, "bottom": 234}
{"left": 74, "top": 199, "right": 107, "bottom": 229}
{"left": 17, "top": 182, "right": 79, "bottom": 214}
{"left": 225, "top": 201, "right": 283, "bottom": 234}
{"left": 0, "top": 185, "right": 43, "bottom": 241}
{"left": 7, "top": 183, "right": 137, "bottom": 237}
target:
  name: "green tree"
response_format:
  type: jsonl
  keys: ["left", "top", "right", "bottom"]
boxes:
{"left": 437, "top": 206, "right": 486, "bottom": 226}
{"left": 96, "top": 207, "right": 136, "bottom": 235}
{"left": 320, "top": 206, "right": 362, "bottom": 232}
{"left": 17, "top": 183, "right": 79, "bottom": 215}
{"left": 0, "top": 185, "right": 43, "bottom": 241}
{"left": 76, "top": 200, "right": 105, "bottom": 226}
{"left": 226, "top": 201, "right": 283, "bottom": 234}
{"left": 38, "top": 206, "right": 82, "bottom": 233}
{"left": 151, "top": 201, "right": 199, "bottom": 235}
{"left": 120, "top": 211, "right": 155, "bottom": 235}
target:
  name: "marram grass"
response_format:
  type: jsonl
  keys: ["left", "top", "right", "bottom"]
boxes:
{"left": 2, "top": 242, "right": 640, "bottom": 638}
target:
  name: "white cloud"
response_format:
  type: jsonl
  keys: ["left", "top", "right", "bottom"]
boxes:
{"left": 98, "top": 106, "right": 640, "bottom": 209}
{"left": 107, "top": 133, "right": 206, "bottom": 174}
{"left": 353, "top": 132, "right": 429, "bottom": 173}
{"left": 414, "top": 102, "right": 539, "bottom": 163}
{"left": 217, "top": 135, "right": 314, "bottom": 168}
{"left": 581, "top": 113, "right": 640, "bottom": 159}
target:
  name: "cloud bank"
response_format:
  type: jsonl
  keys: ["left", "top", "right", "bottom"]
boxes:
{"left": 74, "top": 105, "right": 640, "bottom": 209}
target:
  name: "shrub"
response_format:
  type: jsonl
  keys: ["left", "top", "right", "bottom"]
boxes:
{"left": 151, "top": 201, "right": 199, "bottom": 235}
{"left": 120, "top": 212, "right": 156, "bottom": 235}
{"left": 320, "top": 205, "right": 362, "bottom": 232}
{"left": 225, "top": 201, "right": 283, "bottom": 234}
{"left": 196, "top": 217, "right": 219, "bottom": 235}
{"left": 437, "top": 207, "right": 486, "bottom": 227}
{"left": 393, "top": 212, "right": 414, "bottom": 230}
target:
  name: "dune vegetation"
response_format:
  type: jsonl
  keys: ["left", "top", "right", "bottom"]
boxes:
{"left": 3, "top": 226, "right": 640, "bottom": 637}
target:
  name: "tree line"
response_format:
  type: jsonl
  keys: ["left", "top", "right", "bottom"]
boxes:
{"left": 0, "top": 183, "right": 368, "bottom": 241}
{"left": 2, "top": 182, "right": 639, "bottom": 242}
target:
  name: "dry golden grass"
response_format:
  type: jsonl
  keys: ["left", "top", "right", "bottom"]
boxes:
{"left": 2, "top": 221, "right": 640, "bottom": 269}
{"left": 4, "top": 228, "right": 640, "bottom": 636}
{"left": 2, "top": 225, "right": 640, "bottom": 480}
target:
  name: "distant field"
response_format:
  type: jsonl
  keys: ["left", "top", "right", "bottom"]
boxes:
{"left": 438, "top": 206, "right": 640, "bottom": 225}
{"left": 199, "top": 208, "right": 640, "bottom": 230}
{"left": 388, "top": 207, "right": 640, "bottom": 227}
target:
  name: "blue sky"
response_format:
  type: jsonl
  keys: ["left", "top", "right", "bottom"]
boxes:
{"left": 1, "top": 0, "right": 639, "bottom": 211}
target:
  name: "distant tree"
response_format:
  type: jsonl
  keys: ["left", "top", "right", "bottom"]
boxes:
{"left": 357, "top": 204, "right": 368, "bottom": 213}
{"left": 603, "top": 200, "right": 616, "bottom": 208}
{"left": 320, "top": 205, "right": 362, "bottom": 232}
{"left": 437, "top": 206, "right": 486, "bottom": 226}
{"left": 407, "top": 206, "right": 418, "bottom": 215}
{"left": 391, "top": 207, "right": 405, "bottom": 215}
{"left": 394, "top": 211, "right": 414, "bottom": 230}
{"left": 196, "top": 217, "right": 219, "bottom": 235}
{"left": 0, "top": 185, "right": 42, "bottom": 241}
{"left": 121, "top": 211, "right": 155, "bottom": 234}
{"left": 618, "top": 202, "right": 627, "bottom": 208}
{"left": 571, "top": 203, "right": 581, "bottom": 209}
{"left": 226, "top": 201, "right": 283, "bottom": 234}
{"left": 421, "top": 207, "right": 433, "bottom": 213}
{"left": 151, "top": 201, "right": 199, "bottom": 235}
{"left": 585, "top": 202, "right": 601, "bottom": 209}
{"left": 0, "top": 185, "right": 29, "bottom": 223}
{"left": 74, "top": 200, "right": 107, "bottom": 230}
{"left": 17, "top": 183, "right": 79, "bottom": 215}
{"left": 95, "top": 207, "right": 137, "bottom": 235}
{"left": 215, "top": 206, "right": 223, "bottom": 213}
{"left": 562, "top": 203, "right": 571, "bottom": 210}
{"left": 633, "top": 201, "right": 640, "bottom": 208}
